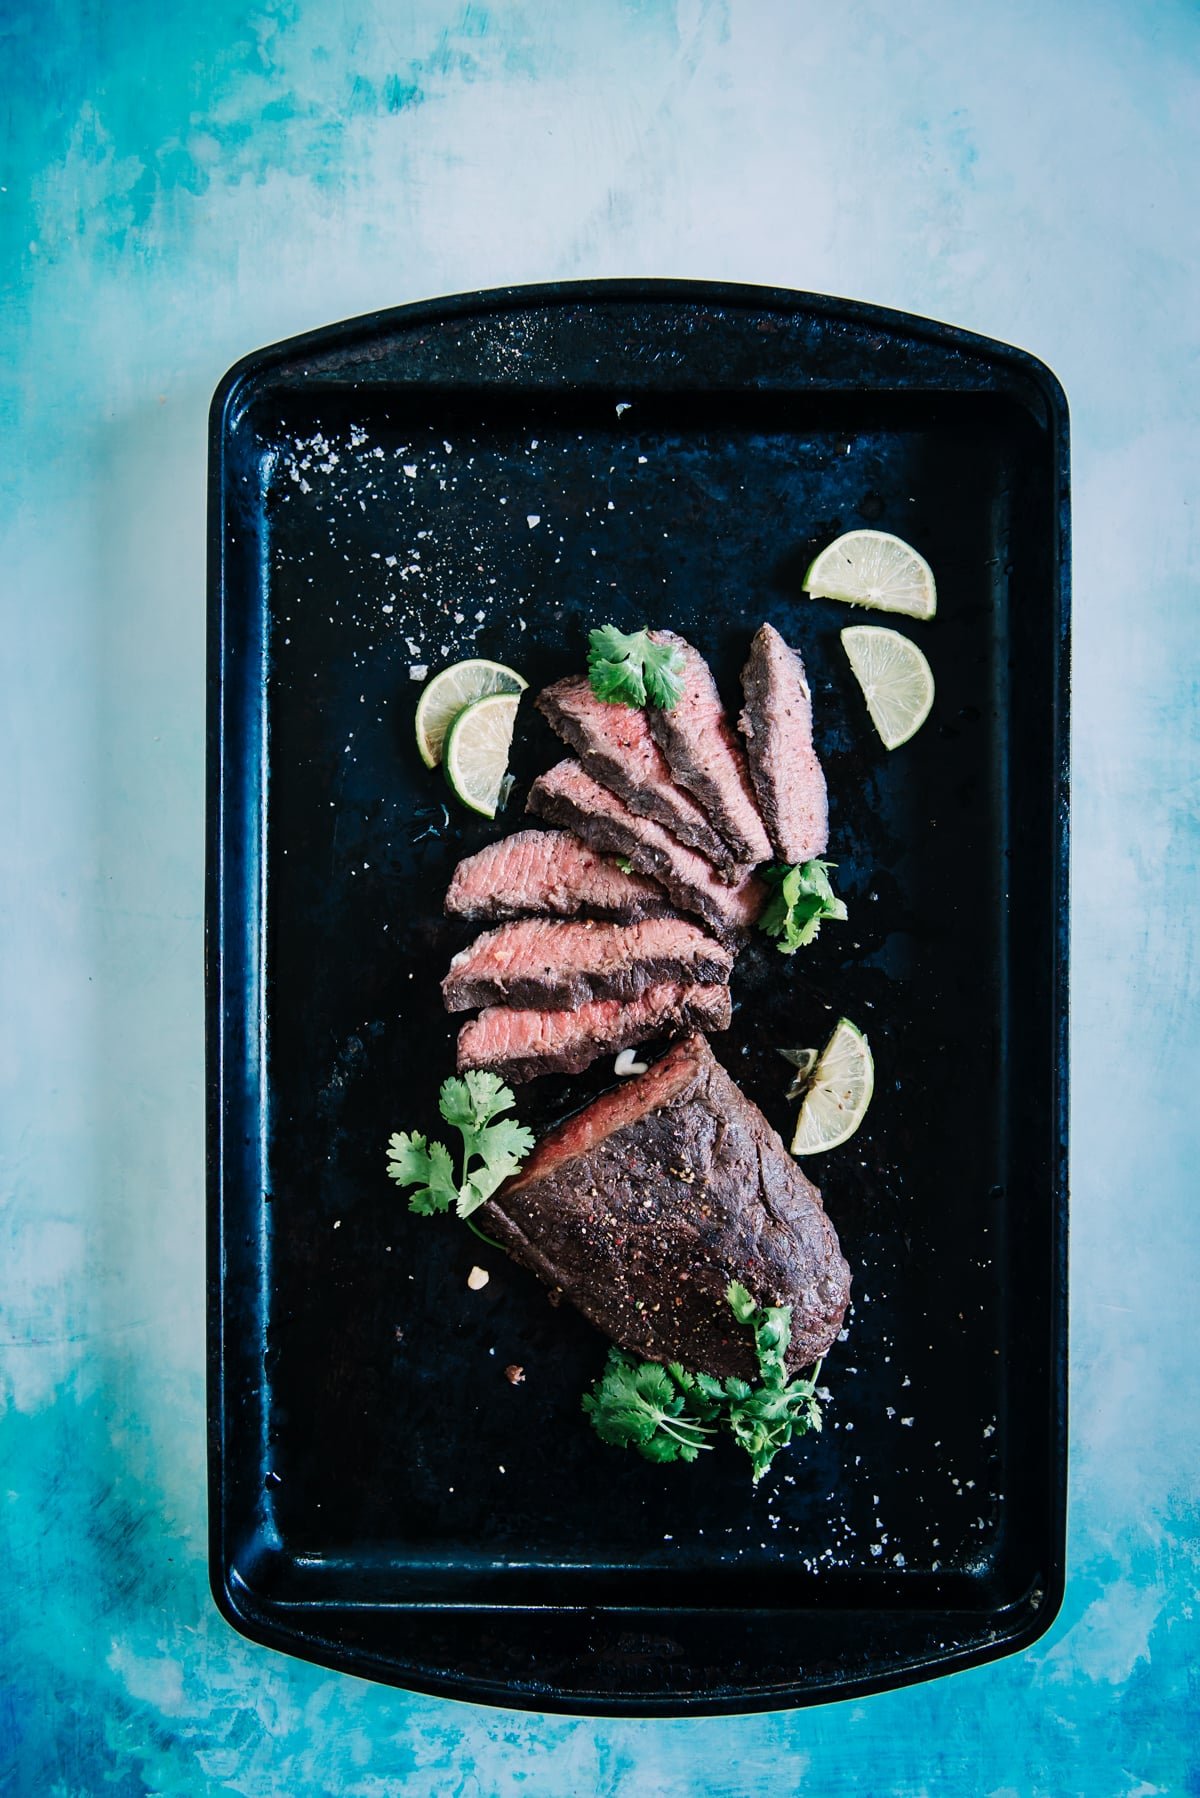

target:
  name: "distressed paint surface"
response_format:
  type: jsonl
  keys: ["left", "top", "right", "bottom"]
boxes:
{"left": 2, "top": 1, "right": 1198, "bottom": 1792}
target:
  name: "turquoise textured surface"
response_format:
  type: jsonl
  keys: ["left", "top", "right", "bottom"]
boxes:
{"left": 2, "top": 2, "right": 1197, "bottom": 1792}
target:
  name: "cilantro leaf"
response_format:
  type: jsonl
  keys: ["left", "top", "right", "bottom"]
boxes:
{"left": 385, "top": 1133, "right": 459, "bottom": 1216}
{"left": 386, "top": 1071, "right": 534, "bottom": 1222}
{"left": 439, "top": 1070, "right": 512, "bottom": 1132}
{"left": 758, "top": 859, "right": 848, "bottom": 955}
{"left": 725, "top": 1280, "right": 757, "bottom": 1324}
{"left": 587, "top": 624, "right": 686, "bottom": 710}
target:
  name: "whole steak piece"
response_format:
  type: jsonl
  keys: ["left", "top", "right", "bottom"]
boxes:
{"left": 738, "top": 623, "right": 829, "bottom": 865}
{"left": 485, "top": 1034, "right": 851, "bottom": 1377}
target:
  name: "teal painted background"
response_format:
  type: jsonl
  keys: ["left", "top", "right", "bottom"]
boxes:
{"left": 2, "top": 2, "right": 1198, "bottom": 1791}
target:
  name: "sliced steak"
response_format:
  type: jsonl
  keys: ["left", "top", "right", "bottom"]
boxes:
{"left": 738, "top": 623, "right": 829, "bottom": 864}
{"left": 443, "top": 915, "right": 733, "bottom": 1012}
{"left": 646, "top": 630, "right": 773, "bottom": 865}
{"left": 444, "top": 828, "right": 670, "bottom": 924}
{"left": 457, "top": 983, "right": 732, "bottom": 1084}
{"left": 486, "top": 1033, "right": 851, "bottom": 1376}
{"left": 527, "top": 759, "right": 766, "bottom": 940}
{"left": 536, "top": 675, "right": 738, "bottom": 876}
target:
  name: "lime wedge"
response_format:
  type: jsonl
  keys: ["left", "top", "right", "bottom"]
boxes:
{"left": 841, "top": 625, "right": 935, "bottom": 750}
{"left": 790, "top": 1018, "right": 874, "bottom": 1156}
{"left": 443, "top": 691, "right": 522, "bottom": 818}
{"left": 803, "top": 529, "right": 937, "bottom": 620}
{"left": 414, "top": 658, "right": 527, "bottom": 769}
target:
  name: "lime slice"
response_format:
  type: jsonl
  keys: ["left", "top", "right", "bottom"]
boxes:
{"left": 414, "top": 659, "right": 527, "bottom": 769}
{"left": 841, "top": 625, "right": 935, "bottom": 750}
{"left": 443, "top": 691, "right": 522, "bottom": 818}
{"left": 803, "top": 529, "right": 937, "bottom": 620}
{"left": 790, "top": 1018, "right": 874, "bottom": 1156}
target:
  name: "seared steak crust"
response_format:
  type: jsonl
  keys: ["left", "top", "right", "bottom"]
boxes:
{"left": 486, "top": 1034, "right": 851, "bottom": 1377}
{"left": 739, "top": 624, "right": 829, "bottom": 864}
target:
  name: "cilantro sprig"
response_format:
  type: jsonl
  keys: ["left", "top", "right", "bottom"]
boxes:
{"left": 587, "top": 624, "right": 686, "bottom": 710}
{"left": 758, "top": 859, "right": 847, "bottom": 954}
{"left": 723, "top": 1281, "right": 824, "bottom": 1482}
{"left": 386, "top": 1071, "right": 534, "bottom": 1220}
{"left": 582, "top": 1283, "right": 825, "bottom": 1482}
{"left": 581, "top": 1356, "right": 719, "bottom": 1463}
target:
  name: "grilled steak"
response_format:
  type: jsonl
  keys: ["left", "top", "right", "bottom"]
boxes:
{"left": 442, "top": 915, "right": 733, "bottom": 1013}
{"left": 527, "top": 759, "right": 766, "bottom": 940}
{"left": 646, "top": 631, "right": 773, "bottom": 865}
{"left": 739, "top": 623, "right": 829, "bottom": 864}
{"left": 444, "top": 828, "right": 670, "bottom": 924}
{"left": 456, "top": 983, "right": 732, "bottom": 1084}
{"left": 486, "top": 1034, "right": 851, "bottom": 1376}
{"left": 536, "top": 676, "right": 738, "bottom": 875}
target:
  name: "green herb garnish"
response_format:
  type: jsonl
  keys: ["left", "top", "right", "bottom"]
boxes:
{"left": 581, "top": 1353, "right": 720, "bottom": 1463}
{"left": 587, "top": 624, "right": 686, "bottom": 709}
{"left": 758, "top": 859, "right": 847, "bottom": 954}
{"left": 582, "top": 1284, "right": 825, "bottom": 1482}
{"left": 723, "top": 1282, "right": 824, "bottom": 1482}
{"left": 387, "top": 1071, "right": 534, "bottom": 1220}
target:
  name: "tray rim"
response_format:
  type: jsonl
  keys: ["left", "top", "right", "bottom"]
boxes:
{"left": 206, "top": 277, "right": 1070, "bottom": 1715}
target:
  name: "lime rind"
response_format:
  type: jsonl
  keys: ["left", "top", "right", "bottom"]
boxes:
{"left": 841, "top": 624, "right": 935, "bottom": 750}
{"left": 443, "top": 690, "right": 522, "bottom": 819}
{"left": 803, "top": 529, "right": 937, "bottom": 620}
{"left": 414, "top": 659, "right": 527, "bottom": 769}
{"left": 790, "top": 1017, "right": 874, "bottom": 1156}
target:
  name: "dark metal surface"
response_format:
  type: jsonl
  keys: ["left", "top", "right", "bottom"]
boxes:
{"left": 206, "top": 280, "right": 1069, "bottom": 1714}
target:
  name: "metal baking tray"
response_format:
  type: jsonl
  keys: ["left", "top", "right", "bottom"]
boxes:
{"left": 207, "top": 280, "right": 1069, "bottom": 1714}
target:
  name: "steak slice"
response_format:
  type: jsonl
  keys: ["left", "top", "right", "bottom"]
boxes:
{"left": 444, "top": 828, "right": 670, "bottom": 924}
{"left": 738, "top": 623, "right": 829, "bottom": 864}
{"left": 536, "top": 675, "right": 739, "bottom": 876}
{"left": 456, "top": 983, "right": 732, "bottom": 1084}
{"left": 646, "top": 631, "right": 773, "bottom": 866}
{"left": 527, "top": 760, "right": 766, "bottom": 940}
{"left": 486, "top": 1034, "right": 851, "bottom": 1377}
{"left": 442, "top": 915, "right": 733, "bottom": 1013}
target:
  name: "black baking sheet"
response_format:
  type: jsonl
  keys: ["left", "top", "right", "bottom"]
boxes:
{"left": 206, "top": 281, "right": 1068, "bottom": 1713}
